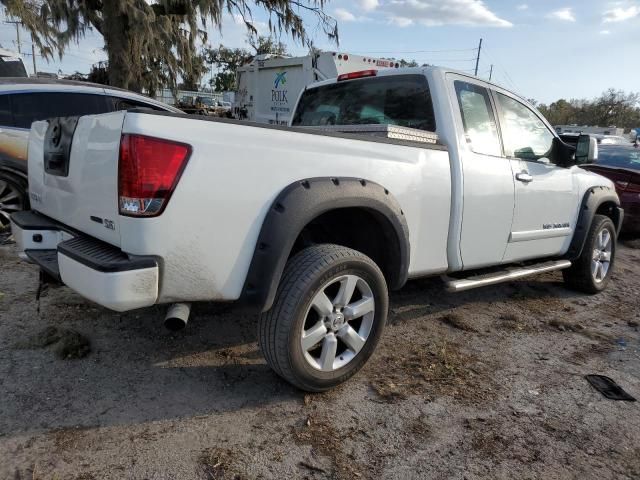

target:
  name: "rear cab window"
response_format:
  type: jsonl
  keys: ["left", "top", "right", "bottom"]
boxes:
{"left": 10, "top": 92, "right": 109, "bottom": 129}
{"left": 291, "top": 74, "right": 436, "bottom": 132}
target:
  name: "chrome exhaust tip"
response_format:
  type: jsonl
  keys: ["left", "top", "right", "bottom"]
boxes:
{"left": 164, "top": 303, "right": 191, "bottom": 331}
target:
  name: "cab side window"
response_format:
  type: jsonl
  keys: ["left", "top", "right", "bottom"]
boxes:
{"left": 495, "top": 93, "right": 554, "bottom": 161}
{"left": 454, "top": 81, "right": 502, "bottom": 157}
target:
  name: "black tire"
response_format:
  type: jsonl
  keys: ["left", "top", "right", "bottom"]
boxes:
{"left": 0, "top": 171, "right": 28, "bottom": 229}
{"left": 563, "top": 214, "right": 616, "bottom": 294}
{"left": 259, "top": 244, "right": 389, "bottom": 392}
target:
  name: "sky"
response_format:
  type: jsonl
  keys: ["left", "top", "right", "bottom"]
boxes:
{"left": 0, "top": 0, "right": 639, "bottom": 104}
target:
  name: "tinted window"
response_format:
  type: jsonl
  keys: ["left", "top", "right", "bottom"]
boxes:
{"left": 595, "top": 146, "right": 640, "bottom": 170}
{"left": 496, "top": 93, "right": 554, "bottom": 161}
{"left": 454, "top": 81, "right": 501, "bottom": 157}
{"left": 292, "top": 74, "right": 436, "bottom": 132}
{"left": 0, "top": 95, "right": 12, "bottom": 126}
{"left": 10, "top": 92, "right": 109, "bottom": 129}
{"left": 109, "top": 96, "right": 165, "bottom": 112}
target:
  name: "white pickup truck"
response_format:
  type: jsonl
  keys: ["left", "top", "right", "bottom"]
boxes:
{"left": 11, "top": 67, "right": 623, "bottom": 391}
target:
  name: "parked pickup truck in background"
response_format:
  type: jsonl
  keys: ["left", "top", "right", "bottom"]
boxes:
{"left": 11, "top": 67, "right": 623, "bottom": 391}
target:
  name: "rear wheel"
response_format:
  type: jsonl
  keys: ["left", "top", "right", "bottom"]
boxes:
{"left": 0, "top": 172, "right": 28, "bottom": 229}
{"left": 259, "top": 244, "right": 388, "bottom": 392}
{"left": 563, "top": 214, "right": 616, "bottom": 293}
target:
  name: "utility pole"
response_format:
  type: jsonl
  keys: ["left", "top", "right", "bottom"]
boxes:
{"left": 31, "top": 36, "right": 37, "bottom": 76}
{"left": 474, "top": 38, "right": 483, "bottom": 76}
{"left": 489, "top": 64, "right": 493, "bottom": 82}
{"left": 5, "top": 19, "right": 22, "bottom": 53}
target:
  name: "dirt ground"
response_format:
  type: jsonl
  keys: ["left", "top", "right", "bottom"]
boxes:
{"left": 1, "top": 236, "right": 639, "bottom": 480}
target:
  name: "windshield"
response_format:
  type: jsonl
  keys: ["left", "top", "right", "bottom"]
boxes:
{"left": 198, "top": 97, "right": 214, "bottom": 106}
{"left": 594, "top": 145, "right": 640, "bottom": 170}
{"left": 291, "top": 74, "right": 436, "bottom": 132}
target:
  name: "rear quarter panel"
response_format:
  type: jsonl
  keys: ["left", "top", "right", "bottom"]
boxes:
{"left": 120, "top": 114, "right": 452, "bottom": 303}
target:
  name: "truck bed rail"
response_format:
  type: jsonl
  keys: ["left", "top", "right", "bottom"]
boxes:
{"left": 299, "top": 124, "right": 440, "bottom": 145}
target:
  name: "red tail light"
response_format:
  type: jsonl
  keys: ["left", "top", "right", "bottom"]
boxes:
{"left": 337, "top": 70, "right": 378, "bottom": 81}
{"left": 118, "top": 134, "right": 191, "bottom": 217}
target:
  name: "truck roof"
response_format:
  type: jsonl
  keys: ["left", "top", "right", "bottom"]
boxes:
{"left": 305, "top": 66, "right": 525, "bottom": 102}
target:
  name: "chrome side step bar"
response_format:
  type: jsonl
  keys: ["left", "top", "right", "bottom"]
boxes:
{"left": 444, "top": 260, "right": 572, "bottom": 293}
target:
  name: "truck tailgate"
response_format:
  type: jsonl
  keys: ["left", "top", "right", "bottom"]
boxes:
{"left": 27, "top": 111, "right": 126, "bottom": 247}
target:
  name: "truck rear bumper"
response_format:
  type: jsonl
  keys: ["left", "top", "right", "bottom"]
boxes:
{"left": 10, "top": 211, "right": 159, "bottom": 312}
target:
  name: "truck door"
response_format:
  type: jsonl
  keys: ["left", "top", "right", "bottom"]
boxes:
{"left": 450, "top": 77, "right": 515, "bottom": 269}
{"left": 493, "top": 91, "right": 578, "bottom": 262}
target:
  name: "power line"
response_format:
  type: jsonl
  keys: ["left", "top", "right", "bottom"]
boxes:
{"left": 481, "top": 45, "right": 521, "bottom": 92}
{"left": 4, "top": 19, "right": 22, "bottom": 54}
{"left": 354, "top": 47, "right": 478, "bottom": 54}
{"left": 410, "top": 58, "right": 477, "bottom": 63}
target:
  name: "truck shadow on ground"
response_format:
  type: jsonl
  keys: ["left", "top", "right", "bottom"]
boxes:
{"left": 0, "top": 268, "right": 589, "bottom": 438}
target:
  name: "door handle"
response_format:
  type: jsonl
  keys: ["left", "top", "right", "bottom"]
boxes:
{"left": 516, "top": 172, "right": 533, "bottom": 183}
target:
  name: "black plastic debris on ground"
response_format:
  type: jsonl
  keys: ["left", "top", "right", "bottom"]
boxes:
{"left": 586, "top": 375, "right": 636, "bottom": 402}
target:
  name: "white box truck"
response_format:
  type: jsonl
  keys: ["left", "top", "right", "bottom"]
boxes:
{"left": 233, "top": 52, "right": 401, "bottom": 124}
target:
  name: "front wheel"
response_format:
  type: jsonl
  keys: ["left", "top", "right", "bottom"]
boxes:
{"left": 259, "top": 244, "right": 388, "bottom": 392}
{"left": 563, "top": 214, "right": 617, "bottom": 293}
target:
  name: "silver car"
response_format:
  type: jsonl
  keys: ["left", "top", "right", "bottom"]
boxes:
{"left": 0, "top": 78, "right": 182, "bottom": 227}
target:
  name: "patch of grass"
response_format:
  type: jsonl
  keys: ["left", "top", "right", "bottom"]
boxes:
{"left": 498, "top": 312, "right": 536, "bottom": 332}
{"left": 569, "top": 342, "right": 614, "bottom": 364}
{"left": 291, "top": 415, "right": 366, "bottom": 479}
{"left": 407, "top": 414, "right": 431, "bottom": 440}
{"left": 439, "top": 313, "right": 478, "bottom": 332}
{"left": 369, "top": 341, "right": 489, "bottom": 404}
{"left": 548, "top": 319, "right": 610, "bottom": 342}
{"left": 14, "top": 326, "right": 91, "bottom": 359}
{"left": 199, "top": 447, "right": 246, "bottom": 480}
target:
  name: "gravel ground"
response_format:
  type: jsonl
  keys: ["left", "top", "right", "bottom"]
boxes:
{"left": 0, "top": 237, "right": 639, "bottom": 480}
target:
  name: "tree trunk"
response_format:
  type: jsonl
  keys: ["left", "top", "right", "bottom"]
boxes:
{"left": 102, "top": 0, "right": 135, "bottom": 90}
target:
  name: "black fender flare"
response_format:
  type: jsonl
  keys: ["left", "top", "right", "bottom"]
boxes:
{"left": 240, "top": 177, "right": 411, "bottom": 312}
{"left": 566, "top": 185, "right": 623, "bottom": 261}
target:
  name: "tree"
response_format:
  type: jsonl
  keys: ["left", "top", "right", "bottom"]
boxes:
{"left": 87, "top": 61, "right": 109, "bottom": 86}
{"left": 537, "top": 90, "right": 640, "bottom": 129}
{"left": 210, "top": 71, "right": 236, "bottom": 92}
{"left": 248, "top": 35, "right": 289, "bottom": 56}
{"left": 178, "top": 52, "right": 209, "bottom": 91}
{"left": 383, "top": 57, "right": 418, "bottom": 67}
{"left": 63, "top": 71, "right": 88, "bottom": 81}
{"left": 1, "top": 0, "right": 337, "bottom": 91}
{"left": 204, "top": 45, "right": 252, "bottom": 92}
{"left": 204, "top": 36, "right": 289, "bottom": 92}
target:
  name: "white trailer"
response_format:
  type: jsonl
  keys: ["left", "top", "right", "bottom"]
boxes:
{"left": 233, "top": 52, "right": 401, "bottom": 124}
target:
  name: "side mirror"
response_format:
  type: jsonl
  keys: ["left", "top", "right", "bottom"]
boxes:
{"left": 576, "top": 134, "right": 598, "bottom": 164}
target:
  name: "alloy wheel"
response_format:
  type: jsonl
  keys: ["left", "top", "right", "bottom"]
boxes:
{"left": 0, "top": 178, "right": 24, "bottom": 228}
{"left": 591, "top": 228, "right": 612, "bottom": 283}
{"left": 301, "top": 274, "right": 375, "bottom": 372}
